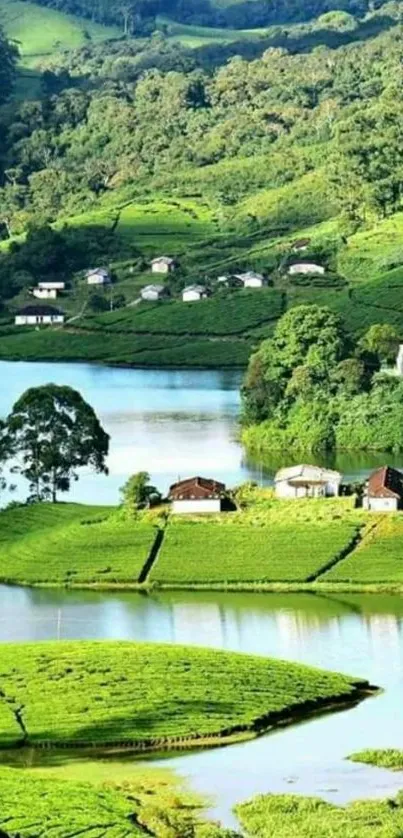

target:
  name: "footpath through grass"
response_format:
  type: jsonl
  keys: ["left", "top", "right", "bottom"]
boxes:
{"left": 0, "top": 640, "right": 369, "bottom": 750}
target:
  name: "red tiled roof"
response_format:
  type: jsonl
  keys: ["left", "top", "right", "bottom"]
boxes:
{"left": 367, "top": 466, "right": 403, "bottom": 499}
{"left": 169, "top": 476, "right": 226, "bottom": 500}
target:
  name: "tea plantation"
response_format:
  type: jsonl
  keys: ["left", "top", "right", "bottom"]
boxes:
{"left": 322, "top": 518, "right": 403, "bottom": 584}
{"left": 150, "top": 521, "right": 359, "bottom": 585}
{"left": 0, "top": 641, "right": 367, "bottom": 749}
{"left": 235, "top": 790, "right": 403, "bottom": 838}
{"left": 0, "top": 504, "right": 158, "bottom": 586}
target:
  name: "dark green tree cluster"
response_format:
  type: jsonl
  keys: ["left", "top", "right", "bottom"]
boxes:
{"left": 0, "top": 27, "right": 18, "bottom": 104}
{"left": 242, "top": 306, "right": 403, "bottom": 452}
{"left": 2, "top": 384, "right": 109, "bottom": 502}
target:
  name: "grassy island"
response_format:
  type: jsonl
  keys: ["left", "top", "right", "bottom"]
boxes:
{"left": 0, "top": 640, "right": 370, "bottom": 751}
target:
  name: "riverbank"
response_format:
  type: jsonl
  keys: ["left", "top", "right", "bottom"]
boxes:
{"left": 3, "top": 494, "right": 403, "bottom": 592}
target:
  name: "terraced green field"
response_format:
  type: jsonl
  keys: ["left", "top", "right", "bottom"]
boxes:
{"left": 0, "top": 504, "right": 157, "bottom": 585}
{"left": 0, "top": 328, "right": 251, "bottom": 367}
{"left": 150, "top": 521, "right": 359, "bottom": 585}
{"left": 323, "top": 518, "right": 403, "bottom": 584}
{"left": 0, "top": 640, "right": 368, "bottom": 749}
{"left": 79, "top": 290, "right": 284, "bottom": 336}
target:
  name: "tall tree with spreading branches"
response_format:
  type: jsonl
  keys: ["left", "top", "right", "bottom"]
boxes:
{"left": 7, "top": 385, "right": 109, "bottom": 502}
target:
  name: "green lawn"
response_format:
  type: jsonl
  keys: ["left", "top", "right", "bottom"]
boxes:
{"left": 1, "top": 0, "right": 120, "bottom": 67}
{"left": 323, "top": 518, "right": 403, "bottom": 584}
{"left": 150, "top": 520, "right": 359, "bottom": 585}
{"left": 0, "top": 504, "right": 157, "bottom": 585}
{"left": 0, "top": 640, "right": 368, "bottom": 749}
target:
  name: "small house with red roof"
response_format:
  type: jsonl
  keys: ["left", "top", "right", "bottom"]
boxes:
{"left": 169, "top": 476, "right": 226, "bottom": 514}
{"left": 363, "top": 466, "right": 403, "bottom": 512}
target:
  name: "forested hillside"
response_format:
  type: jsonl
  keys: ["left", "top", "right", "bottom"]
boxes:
{"left": 0, "top": 0, "right": 403, "bottom": 365}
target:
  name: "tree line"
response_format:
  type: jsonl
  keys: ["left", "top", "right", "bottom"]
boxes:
{"left": 242, "top": 306, "right": 403, "bottom": 452}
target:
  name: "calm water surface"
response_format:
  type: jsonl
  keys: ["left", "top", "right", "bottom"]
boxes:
{"left": 1, "top": 360, "right": 403, "bottom": 503}
{"left": 1, "top": 585, "right": 403, "bottom": 824}
{"left": 2, "top": 361, "right": 403, "bottom": 825}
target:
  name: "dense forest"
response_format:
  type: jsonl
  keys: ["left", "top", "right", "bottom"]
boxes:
{"left": 19, "top": 0, "right": 395, "bottom": 30}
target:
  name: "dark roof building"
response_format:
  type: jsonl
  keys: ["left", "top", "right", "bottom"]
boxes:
{"left": 169, "top": 476, "right": 226, "bottom": 501}
{"left": 17, "top": 305, "right": 64, "bottom": 317}
{"left": 367, "top": 466, "right": 403, "bottom": 500}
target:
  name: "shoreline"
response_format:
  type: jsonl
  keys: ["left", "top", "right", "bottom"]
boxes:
{"left": 0, "top": 682, "right": 378, "bottom": 758}
{"left": 1, "top": 578, "right": 403, "bottom": 594}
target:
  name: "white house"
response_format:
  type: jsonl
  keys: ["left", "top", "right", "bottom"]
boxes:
{"left": 275, "top": 465, "right": 342, "bottom": 499}
{"left": 140, "top": 284, "right": 169, "bottom": 302}
{"left": 182, "top": 285, "right": 209, "bottom": 302}
{"left": 292, "top": 238, "right": 311, "bottom": 252}
{"left": 363, "top": 466, "right": 403, "bottom": 512}
{"left": 15, "top": 305, "right": 65, "bottom": 326}
{"left": 169, "top": 476, "right": 226, "bottom": 514}
{"left": 38, "top": 281, "right": 65, "bottom": 291}
{"left": 234, "top": 271, "right": 266, "bottom": 288}
{"left": 151, "top": 257, "right": 176, "bottom": 274}
{"left": 396, "top": 345, "right": 403, "bottom": 376}
{"left": 32, "top": 287, "right": 57, "bottom": 300}
{"left": 86, "top": 268, "right": 111, "bottom": 285}
{"left": 288, "top": 263, "right": 325, "bottom": 276}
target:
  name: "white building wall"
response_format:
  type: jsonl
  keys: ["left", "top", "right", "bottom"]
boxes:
{"left": 288, "top": 264, "right": 325, "bottom": 275}
{"left": 244, "top": 278, "right": 264, "bottom": 288}
{"left": 141, "top": 291, "right": 160, "bottom": 301}
{"left": 33, "top": 288, "right": 57, "bottom": 299}
{"left": 183, "top": 291, "right": 202, "bottom": 302}
{"left": 152, "top": 263, "right": 170, "bottom": 274}
{"left": 87, "top": 275, "right": 109, "bottom": 285}
{"left": 172, "top": 499, "right": 221, "bottom": 514}
{"left": 366, "top": 497, "right": 398, "bottom": 512}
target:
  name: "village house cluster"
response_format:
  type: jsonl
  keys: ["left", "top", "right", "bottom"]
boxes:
{"left": 13, "top": 239, "right": 329, "bottom": 325}
{"left": 167, "top": 465, "right": 403, "bottom": 514}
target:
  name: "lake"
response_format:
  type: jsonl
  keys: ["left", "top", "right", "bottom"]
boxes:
{"left": 1, "top": 585, "right": 403, "bottom": 825}
{"left": 2, "top": 359, "right": 403, "bottom": 826}
{"left": 1, "top": 360, "right": 403, "bottom": 504}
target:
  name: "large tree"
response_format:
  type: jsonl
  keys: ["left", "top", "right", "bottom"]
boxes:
{"left": 0, "top": 27, "right": 17, "bottom": 105}
{"left": 7, "top": 385, "right": 110, "bottom": 502}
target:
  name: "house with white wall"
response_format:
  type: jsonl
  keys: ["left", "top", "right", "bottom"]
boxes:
{"left": 151, "top": 257, "right": 176, "bottom": 274}
{"left": 86, "top": 268, "right": 111, "bottom": 285}
{"left": 169, "top": 476, "right": 226, "bottom": 514}
{"left": 182, "top": 285, "right": 210, "bottom": 302}
{"left": 32, "top": 287, "right": 57, "bottom": 300}
{"left": 234, "top": 271, "right": 266, "bottom": 288}
{"left": 288, "top": 262, "right": 325, "bottom": 276}
{"left": 141, "top": 284, "right": 170, "bottom": 302}
{"left": 275, "top": 465, "right": 342, "bottom": 498}
{"left": 363, "top": 466, "right": 403, "bottom": 511}
{"left": 15, "top": 305, "right": 65, "bottom": 326}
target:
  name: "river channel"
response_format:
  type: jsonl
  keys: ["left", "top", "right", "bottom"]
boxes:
{"left": 2, "top": 361, "right": 403, "bottom": 825}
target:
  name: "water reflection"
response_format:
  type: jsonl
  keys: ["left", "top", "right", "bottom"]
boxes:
{"left": 2, "top": 586, "right": 403, "bottom": 820}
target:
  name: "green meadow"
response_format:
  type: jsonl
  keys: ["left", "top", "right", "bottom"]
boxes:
{"left": 0, "top": 0, "right": 120, "bottom": 67}
{"left": 323, "top": 517, "right": 403, "bottom": 585}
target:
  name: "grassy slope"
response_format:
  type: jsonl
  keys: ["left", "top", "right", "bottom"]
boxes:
{"left": 0, "top": 504, "right": 159, "bottom": 585}
{"left": 1, "top": 0, "right": 120, "bottom": 67}
{"left": 0, "top": 640, "right": 366, "bottom": 749}
{"left": 150, "top": 519, "right": 359, "bottom": 584}
{"left": 323, "top": 517, "right": 403, "bottom": 584}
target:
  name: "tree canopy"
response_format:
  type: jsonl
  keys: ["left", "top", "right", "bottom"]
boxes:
{"left": 241, "top": 307, "right": 403, "bottom": 452}
{"left": 7, "top": 384, "right": 110, "bottom": 501}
